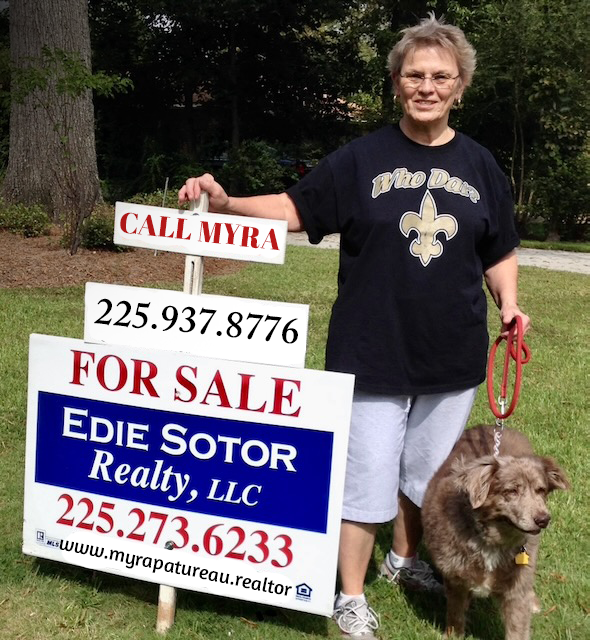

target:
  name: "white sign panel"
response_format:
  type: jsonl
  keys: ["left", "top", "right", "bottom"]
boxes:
{"left": 84, "top": 283, "right": 309, "bottom": 368}
{"left": 24, "top": 334, "right": 354, "bottom": 616}
{"left": 114, "top": 202, "right": 287, "bottom": 264}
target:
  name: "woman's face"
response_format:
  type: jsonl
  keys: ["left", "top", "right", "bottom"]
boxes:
{"left": 394, "top": 46, "right": 463, "bottom": 131}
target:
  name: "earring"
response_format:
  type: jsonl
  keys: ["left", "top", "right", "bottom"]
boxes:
{"left": 394, "top": 94, "right": 398, "bottom": 103}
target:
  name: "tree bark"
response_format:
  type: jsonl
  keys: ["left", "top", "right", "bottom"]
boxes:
{"left": 228, "top": 22, "right": 240, "bottom": 151}
{"left": 2, "top": 0, "right": 101, "bottom": 241}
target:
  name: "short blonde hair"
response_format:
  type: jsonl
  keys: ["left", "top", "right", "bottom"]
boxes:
{"left": 387, "top": 13, "right": 476, "bottom": 88}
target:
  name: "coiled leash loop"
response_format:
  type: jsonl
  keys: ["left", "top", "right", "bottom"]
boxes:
{"left": 486, "top": 316, "right": 531, "bottom": 457}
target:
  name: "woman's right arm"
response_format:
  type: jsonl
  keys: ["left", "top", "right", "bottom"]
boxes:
{"left": 178, "top": 174, "right": 304, "bottom": 232}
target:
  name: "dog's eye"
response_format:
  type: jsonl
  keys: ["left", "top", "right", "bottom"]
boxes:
{"left": 535, "top": 487, "right": 547, "bottom": 495}
{"left": 503, "top": 488, "right": 519, "bottom": 498}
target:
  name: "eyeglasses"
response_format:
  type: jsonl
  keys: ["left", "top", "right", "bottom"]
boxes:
{"left": 400, "top": 72, "right": 460, "bottom": 89}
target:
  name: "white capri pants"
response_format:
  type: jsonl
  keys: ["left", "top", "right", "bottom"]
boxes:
{"left": 342, "top": 387, "right": 478, "bottom": 523}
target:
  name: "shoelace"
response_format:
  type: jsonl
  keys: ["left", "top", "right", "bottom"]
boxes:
{"left": 336, "top": 600, "right": 379, "bottom": 634}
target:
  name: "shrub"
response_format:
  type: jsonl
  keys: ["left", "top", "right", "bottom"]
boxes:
{"left": 522, "top": 221, "right": 549, "bottom": 241}
{"left": 80, "top": 205, "right": 130, "bottom": 252}
{"left": 535, "top": 156, "right": 590, "bottom": 241}
{"left": 171, "top": 161, "right": 208, "bottom": 191}
{"left": 128, "top": 189, "right": 166, "bottom": 207}
{"left": 0, "top": 200, "right": 51, "bottom": 237}
{"left": 219, "top": 140, "right": 294, "bottom": 196}
{"left": 128, "top": 189, "right": 186, "bottom": 209}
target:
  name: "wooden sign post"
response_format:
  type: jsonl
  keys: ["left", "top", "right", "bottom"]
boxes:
{"left": 183, "top": 197, "right": 207, "bottom": 296}
{"left": 156, "top": 541, "right": 177, "bottom": 633}
{"left": 157, "top": 194, "right": 208, "bottom": 633}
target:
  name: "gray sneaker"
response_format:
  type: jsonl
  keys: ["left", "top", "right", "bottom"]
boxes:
{"left": 332, "top": 598, "right": 379, "bottom": 638}
{"left": 379, "top": 555, "right": 444, "bottom": 594}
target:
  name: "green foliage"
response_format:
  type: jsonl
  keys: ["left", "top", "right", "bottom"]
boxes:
{"left": 135, "top": 149, "right": 208, "bottom": 197}
{"left": 2, "top": 2, "right": 587, "bottom": 240}
{"left": 218, "top": 140, "right": 295, "bottom": 196}
{"left": 533, "top": 154, "right": 590, "bottom": 241}
{"left": 127, "top": 189, "right": 181, "bottom": 208}
{"left": 10, "top": 46, "right": 132, "bottom": 105}
{"left": 89, "top": 0, "right": 362, "bottom": 195}
{"left": 447, "top": 0, "right": 590, "bottom": 239}
{"left": 0, "top": 200, "right": 51, "bottom": 237}
{"left": 170, "top": 160, "right": 209, "bottom": 193}
{"left": 518, "top": 217, "right": 549, "bottom": 242}
{"left": 80, "top": 205, "right": 129, "bottom": 252}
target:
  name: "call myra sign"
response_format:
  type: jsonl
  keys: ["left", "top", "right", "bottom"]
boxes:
{"left": 114, "top": 202, "right": 288, "bottom": 264}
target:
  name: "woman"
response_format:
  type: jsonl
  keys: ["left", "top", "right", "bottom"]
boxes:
{"left": 179, "top": 14, "right": 530, "bottom": 639}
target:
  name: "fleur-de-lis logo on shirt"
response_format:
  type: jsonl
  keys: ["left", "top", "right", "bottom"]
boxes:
{"left": 399, "top": 190, "right": 458, "bottom": 266}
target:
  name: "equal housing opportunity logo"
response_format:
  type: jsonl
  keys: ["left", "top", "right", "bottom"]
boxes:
{"left": 295, "top": 583, "right": 313, "bottom": 602}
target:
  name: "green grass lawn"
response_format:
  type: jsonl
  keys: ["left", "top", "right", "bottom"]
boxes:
{"left": 0, "top": 245, "right": 588, "bottom": 639}
{"left": 520, "top": 240, "right": 590, "bottom": 253}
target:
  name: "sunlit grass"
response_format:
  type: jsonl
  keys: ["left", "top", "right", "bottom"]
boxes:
{"left": 520, "top": 239, "right": 590, "bottom": 253}
{"left": 0, "top": 246, "right": 587, "bottom": 639}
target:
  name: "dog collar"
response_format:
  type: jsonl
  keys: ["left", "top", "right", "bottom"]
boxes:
{"left": 515, "top": 546, "right": 530, "bottom": 565}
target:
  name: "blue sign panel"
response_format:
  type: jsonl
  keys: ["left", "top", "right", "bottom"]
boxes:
{"left": 35, "top": 392, "right": 334, "bottom": 533}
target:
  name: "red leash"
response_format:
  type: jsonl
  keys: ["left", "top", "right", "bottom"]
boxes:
{"left": 486, "top": 316, "right": 531, "bottom": 421}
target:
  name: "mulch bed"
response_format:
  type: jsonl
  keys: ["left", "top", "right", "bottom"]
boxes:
{"left": 0, "top": 230, "right": 241, "bottom": 289}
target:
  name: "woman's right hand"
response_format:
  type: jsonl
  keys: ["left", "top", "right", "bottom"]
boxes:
{"left": 178, "top": 174, "right": 230, "bottom": 213}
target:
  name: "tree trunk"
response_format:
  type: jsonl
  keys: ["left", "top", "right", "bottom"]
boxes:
{"left": 228, "top": 22, "right": 240, "bottom": 150}
{"left": 2, "top": 0, "right": 101, "bottom": 251}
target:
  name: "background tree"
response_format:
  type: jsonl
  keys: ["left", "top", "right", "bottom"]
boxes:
{"left": 448, "top": 0, "right": 590, "bottom": 239}
{"left": 1, "top": 0, "right": 127, "bottom": 253}
{"left": 0, "top": 1, "right": 586, "bottom": 241}
{"left": 90, "top": 0, "right": 363, "bottom": 197}
{"left": 0, "top": 7, "right": 9, "bottom": 169}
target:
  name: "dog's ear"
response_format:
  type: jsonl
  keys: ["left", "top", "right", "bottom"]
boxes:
{"left": 453, "top": 455, "right": 498, "bottom": 509}
{"left": 540, "top": 457, "right": 570, "bottom": 492}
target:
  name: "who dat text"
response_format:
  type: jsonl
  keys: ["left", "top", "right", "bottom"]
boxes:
{"left": 62, "top": 408, "right": 298, "bottom": 505}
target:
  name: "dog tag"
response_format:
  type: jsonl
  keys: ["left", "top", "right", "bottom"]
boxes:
{"left": 515, "top": 550, "right": 529, "bottom": 565}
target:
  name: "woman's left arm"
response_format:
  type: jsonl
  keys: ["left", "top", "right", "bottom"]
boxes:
{"left": 484, "top": 250, "right": 531, "bottom": 337}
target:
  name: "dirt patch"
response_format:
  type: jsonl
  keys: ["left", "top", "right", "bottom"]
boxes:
{"left": 0, "top": 230, "right": 242, "bottom": 289}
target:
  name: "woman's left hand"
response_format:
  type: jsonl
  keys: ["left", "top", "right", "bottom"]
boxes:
{"left": 499, "top": 304, "right": 531, "bottom": 338}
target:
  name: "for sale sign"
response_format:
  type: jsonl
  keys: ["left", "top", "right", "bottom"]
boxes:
{"left": 23, "top": 334, "right": 354, "bottom": 616}
{"left": 114, "top": 202, "right": 288, "bottom": 263}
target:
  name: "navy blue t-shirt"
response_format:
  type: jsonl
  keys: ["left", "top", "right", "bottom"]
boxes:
{"left": 287, "top": 124, "right": 519, "bottom": 395}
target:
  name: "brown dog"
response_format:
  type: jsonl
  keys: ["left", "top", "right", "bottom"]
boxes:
{"left": 422, "top": 425, "right": 569, "bottom": 640}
